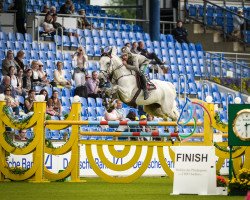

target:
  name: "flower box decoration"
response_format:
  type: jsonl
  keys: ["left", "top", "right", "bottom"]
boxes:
{"left": 216, "top": 175, "right": 228, "bottom": 195}
{"left": 228, "top": 168, "right": 250, "bottom": 196}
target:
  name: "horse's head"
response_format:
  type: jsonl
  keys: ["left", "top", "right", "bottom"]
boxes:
{"left": 98, "top": 46, "right": 122, "bottom": 82}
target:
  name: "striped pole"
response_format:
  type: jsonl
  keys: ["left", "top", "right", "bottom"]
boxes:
{"left": 46, "top": 120, "right": 202, "bottom": 126}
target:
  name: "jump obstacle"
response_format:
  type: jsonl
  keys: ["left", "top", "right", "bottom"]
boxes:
{"left": 0, "top": 100, "right": 249, "bottom": 183}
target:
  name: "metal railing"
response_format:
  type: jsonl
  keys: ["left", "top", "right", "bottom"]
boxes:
{"left": 185, "top": 0, "right": 250, "bottom": 45}
{"left": 31, "top": 12, "right": 176, "bottom": 43}
{"left": 204, "top": 51, "right": 250, "bottom": 94}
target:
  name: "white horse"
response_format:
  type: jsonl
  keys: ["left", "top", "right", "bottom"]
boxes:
{"left": 99, "top": 47, "right": 179, "bottom": 124}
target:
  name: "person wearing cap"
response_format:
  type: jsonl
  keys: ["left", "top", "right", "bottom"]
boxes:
{"left": 121, "top": 47, "right": 150, "bottom": 100}
{"left": 232, "top": 9, "right": 244, "bottom": 39}
{"left": 54, "top": 61, "right": 72, "bottom": 88}
{"left": 131, "top": 42, "right": 139, "bottom": 54}
{"left": 14, "top": 50, "right": 25, "bottom": 71}
{"left": 2, "top": 50, "right": 17, "bottom": 76}
{"left": 172, "top": 20, "right": 189, "bottom": 43}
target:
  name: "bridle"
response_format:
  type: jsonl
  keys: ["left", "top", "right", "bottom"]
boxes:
{"left": 100, "top": 55, "right": 134, "bottom": 84}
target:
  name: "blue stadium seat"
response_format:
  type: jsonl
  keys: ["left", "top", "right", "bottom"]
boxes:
{"left": 47, "top": 52, "right": 55, "bottom": 61}
{"left": 24, "top": 33, "right": 32, "bottom": 43}
{"left": 64, "top": 52, "right": 72, "bottom": 61}
{"left": 6, "top": 41, "right": 14, "bottom": 50}
{"left": 106, "top": 30, "right": 114, "bottom": 39}
{"left": 166, "top": 34, "right": 174, "bottom": 42}
{"left": 8, "top": 32, "right": 16, "bottom": 42}
{"left": 86, "top": 45, "right": 94, "bottom": 56}
{"left": 48, "top": 42, "right": 56, "bottom": 52}
{"left": 0, "top": 32, "right": 7, "bottom": 42}
{"left": 87, "top": 97, "right": 96, "bottom": 107}
{"left": 0, "top": 41, "right": 6, "bottom": 50}
{"left": 62, "top": 35, "right": 70, "bottom": 47}
{"left": 87, "top": 107, "right": 97, "bottom": 119}
{"left": 101, "top": 37, "right": 109, "bottom": 47}
{"left": 16, "top": 33, "right": 25, "bottom": 42}
{"left": 31, "top": 50, "right": 39, "bottom": 60}
{"left": 94, "top": 45, "right": 101, "bottom": 56}
{"left": 70, "top": 36, "right": 78, "bottom": 48}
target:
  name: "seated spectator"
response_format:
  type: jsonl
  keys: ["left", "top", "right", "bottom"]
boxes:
{"left": 9, "top": 66, "right": 26, "bottom": 96}
{"left": 39, "top": 89, "right": 49, "bottom": 101}
{"left": 52, "top": 14, "right": 78, "bottom": 37}
{"left": 31, "top": 60, "right": 49, "bottom": 87}
{"left": 42, "top": 13, "right": 56, "bottom": 36}
{"left": 16, "top": 68, "right": 25, "bottom": 94}
{"left": 125, "top": 110, "right": 140, "bottom": 141}
{"left": 49, "top": 6, "right": 57, "bottom": 15}
{"left": 4, "top": 87, "right": 19, "bottom": 115}
{"left": 146, "top": 114, "right": 160, "bottom": 141}
{"left": 47, "top": 90, "right": 62, "bottom": 117}
{"left": 73, "top": 46, "right": 88, "bottom": 87}
{"left": 15, "top": 129, "right": 28, "bottom": 141}
{"left": 2, "top": 50, "right": 17, "bottom": 76}
{"left": 41, "top": 5, "right": 50, "bottom": 13}
{"left": 232, "top": 9, "right": 244, "bottom": 39}
{"left": 0, "top": 76, "right": 16, "bottom": 97}
{"left": 104, "top": 100, "right": 126, "bottom": 121}
{"left": 77, "top": 9, "right": 93, "bottom": 29}
{"left": 124, "top": 42, "right": 131, "bottom": 48}
{"left": 54, "top": 61, "right": 71, "bottom": 88}
{"left": 14, "top": 50, "right": 26, "bottom": 71}
{"left": 85, "top": 71, "right": 101, "bottom": 99}
{"left": 59, "top": 0, "right": 74, "bottom": 14}
{"left": 137, "top": 41, "right": 165, "bottom": 65}
{"left": 172, "top": 20, "right": 189, "bottom": 43}
{"left": 131, "top": 42, "right": 139, "bottom": 54}
{"left": 23, "top": 69, "right": 33, "bottom": 93}
{"left": 37, "top": 60, "right": 50, "bottom": 86}
{"left": 24, "top": 89, "right": 36, "bottom": 113}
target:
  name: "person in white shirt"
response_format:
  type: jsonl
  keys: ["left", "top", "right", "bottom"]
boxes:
{"left": 73, "top": 46, "right": 88, "bottom": 87}
{"left": 54, "top": 61, "right": 71, "bottom": 88}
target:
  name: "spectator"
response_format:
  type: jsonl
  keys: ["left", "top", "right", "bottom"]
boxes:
{"left": 24, "top": 89, "right": 36, "bottom": 113}
{"left": 131, "top": 42, "right": 139, "bottom": 54}
{"left": 16, "top": 68, "right": 25, "bottom": 94}
{"left": 59, "top": 0, "right": 74, "bottom": 14}
{"left": 42, "top": 13, "right": 56, "bottom": 36}
{"left": 8, "top": 0, "right": 26, "bottom": 34}
{"left": 146, "top": 114, "right": 160, "bottom": 141}
{"left": 14, "top": 50, "right": 26, "bottom": 71}
{"left": 9, "top": 66, "right": 26, "bottom": 96}
{"left": 85, "top": 71, "right": 101, "bottom": 98}
{"left": 77, "top": 9, "right": 92, "bottom": 29}
{"left": 31, "top": 60, "right": 49, "bottom": 87}
{"left": 2, "top": 50, "right": 16, "bottom": 76}
{"left": 172, "top": 20, "right": 189, "bottom": 43}
{"left": 4, "top": 87, "right": 19, "bottom": 115}
{"left": 47, "top": 90, "right": 62, "bottom": 117}
{"left": 15, "top": 129, "right": 28, "bottom": 141}
{"left": 52, "top": 14, "right": 78, "bottom": 37}
{"left": 50, "top": 6, "right": 57, "bottom": 15}
{"left": 37, "top": 60, "right": 50, "bottom": 86}
{"left": 125, "top": 110, "right": 139, "bottom": 141}
{"left": 0, "top": 76, "right": 16, "bottom": 97}
{"left": 124, "top": 42, "right": 131, "bottom": 48}
{"left": 232, "top": 9, "right": 244, "bottom": 39}
{"left": 104, "top": 100, "right": 126, "bottom": 121}
{"left": 139, "top": 115, "right": 148, "bottom": 141}
{"left": 41, "top": 5, "right": 50, "bottom": 13}
{"left": 39, "top": 89, "right": 49, "bottom": 101}
{"left": 54, "top": 61, "right": 71, "bottom": 88}
{"left": 73, "top": 46, "right": 88, "bottom": 87}
{"left": 137, "top": 41, "right": 165, "bottom": 66}
{"left": 23, "top": 69, "right": 33, "bottom": 93}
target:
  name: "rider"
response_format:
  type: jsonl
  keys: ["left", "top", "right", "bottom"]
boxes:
{"left": 121, "top": 46, "right": 149, "bottom": 100}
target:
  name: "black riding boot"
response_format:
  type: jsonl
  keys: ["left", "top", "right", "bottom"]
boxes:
{"left": 139, "top": 71, "right": 149, "bottom": 100}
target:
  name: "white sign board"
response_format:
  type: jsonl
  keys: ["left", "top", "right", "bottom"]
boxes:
{"left": 172, "top": 146, "right": 217, "bottom": 195}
